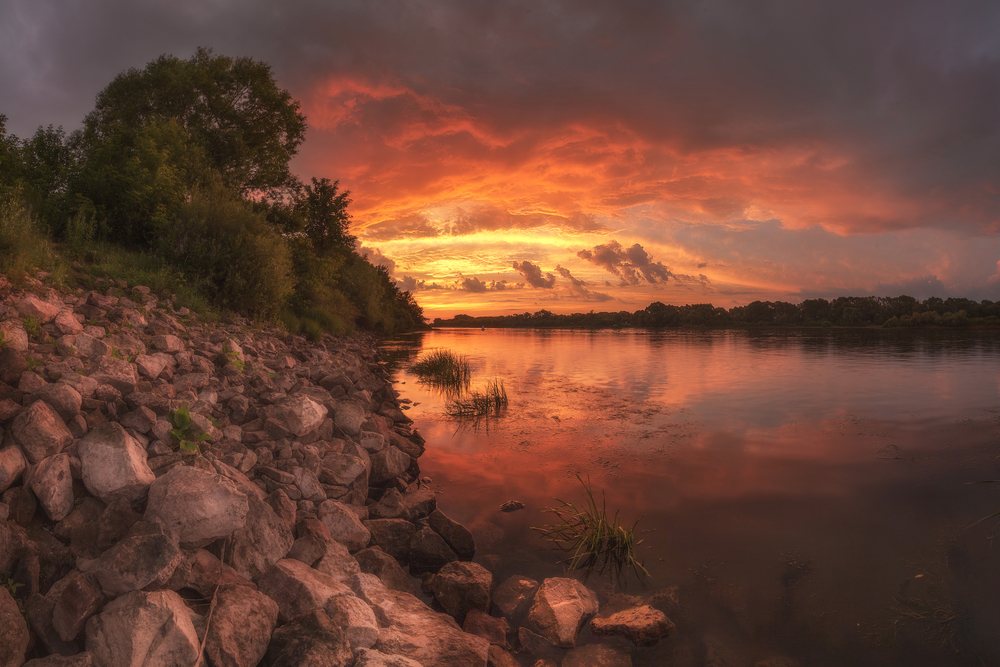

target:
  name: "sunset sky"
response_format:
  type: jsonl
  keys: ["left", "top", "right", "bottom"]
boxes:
{"left": 2, "top": 0, "right": 999, "bottom": 318}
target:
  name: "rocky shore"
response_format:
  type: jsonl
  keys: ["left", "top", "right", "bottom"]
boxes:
{"left": 0, "top": 276, "right": 675, "bottom": 667}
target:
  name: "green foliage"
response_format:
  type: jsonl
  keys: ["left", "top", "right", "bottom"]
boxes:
{"left": 302, "top": 177, "right": 355, "bottom": 254}
{"left": 24, "top": 355, "right": 38, "bottom": 372}
{"left": 221, "top": 345, "right": 245, "bottom": 372}
{"left": 532, "top": 475, "right": 649, "bottom": 583}
{"left": 82, "top": 47, "right": 306, "bottom": 197}
{"left": 22, "top": 317, "right": 42, "bottom": 341}
{"left": 159, "top": 184, "right": 294, "bottom": 319}
{"left": 410, "top": 349, "right": 471, "bottom": 391}
{"left": 0, "top": 191, "right": 65, "bottom": 280}
{"left": 169, "top": 405, "right": 210, "bottom": 453}
{"left": 0, "top": 332, "right": 7, "bottom": 350}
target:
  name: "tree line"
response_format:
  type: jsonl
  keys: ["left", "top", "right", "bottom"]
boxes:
{"left": 0, "top": 48, "right": 426, "bottom": 335}
{"left": 434, "top": 295, "right": 1000, "bottom": 329}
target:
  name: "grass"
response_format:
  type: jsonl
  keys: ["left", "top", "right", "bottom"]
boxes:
{"left": 445, "top": 377, "right": 507, "bottom": 417}
{"left": 410, "top": 349, "right": 472, "bottom": 392}
{"left": 532, "top": 474, "right": 649, "bottom": 583}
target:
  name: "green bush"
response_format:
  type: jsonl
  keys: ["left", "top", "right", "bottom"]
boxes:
{"left": 159, "top": 185, "right": 293, "bottom": 319}
{"left": 0, "top": 191, "right": 65, "bottom": 280}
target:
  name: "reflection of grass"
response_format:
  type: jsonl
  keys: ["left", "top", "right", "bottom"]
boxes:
{"left": 445, "top": 378, "right": 507, "bottom": 417}
{"left": 532, "top": 474, "right": 648, "bottom": 583}
{"left": 410, "top": 349, "right": 471, "bottom": 392}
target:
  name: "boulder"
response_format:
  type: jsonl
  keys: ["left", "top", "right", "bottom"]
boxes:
{"left": 18, "top": 295, "right": 60, "bottom": 322}
{"left": 354, "top": 546, "right": 416, "bottom": 595}
{"left": 313, "top": 540, "right": 363, "bottom": 585}
{"left": 363, "top": 518, "right": 415, "bottom": 562}
{"left": 352, "top": 649, "right": 423, "bottom": 667}
{"left": 0, "top": 445, "right": 27, "bottom": 494}
{"left": 229, "top": 492, "right": 295, "bottom": 582}
{"left": 427, "top": 509, "right": 476, "bottom": 561}
{"left": 282, "top": 395, "right": 327, "bottom": 436}
{"left": 78, "top": 524, "right": 182, "bottom": 596}
{"left": 53, "top": 311, "right": 83, "bottom": 336}
{"left": 30, "top": 384, "right": 83, "bottom": 422}
{"left": 262, "top": 609, "right": 353, "bottom": 667}
{"left": 293, "top": 466, "right": 326, "bottom": 503}
{"left": 145, "top": 466, "right": 249, "bottom": 547}
{"left": 525, "top": 578, "right": 599, "bottom": 648}
{"left": 0, "top": 347, "right": 27, "bottom": 385}
{"left": 150, "top": 335, "right": 183, "bottom": 354}
{"left": 590, "top": 600, "right": 674, "bottom": 646}
{"left": 319, "top": 500, "right": 371, "bottom": 551}
{"left": 319, "top": 454, "right": 367, "bottom": 487}
{"left": 133, "top": 354, "right": 168, "bottom": 380}
{"left": 72, "top": 333, "right": 109, "bottom": 360}
{"left": 370, "top": 446, "right": 411, "bottom": 485}
{"left": 11, "top": 400, "right": 73, "bottom": 464}
{"left": 562, "top": 644, "right": 633, "bottom": 667}
{"left": 464, "top": 609, "right": 510, "bottom": 647}
{"left": 408, "top": 526, "right": 458, "bottom": 573}
{"left": 0, "top": 320, "right": 29, "bottom": 352}
{"left": 334, "top": 401, "right": 366, "bottom": 436}
{"left": 177, "top": 549, "right": 254, "bottom": 598}
{"left": 0, "top": 586, "right": 30, "bottom": 667}
{"left": 22, "top": 654, "right": 96, "bottom": 667}
{"left": 325, "top": 593, "right": 380, "bottom": 650}
{"left": 492, "top": 575, "right": 538, "bottom": 625}
{"left": 204, "top": 585, "right": 279, "bottom": 667}
{"left": 256, "top": 558, "right": 353, "bottom": 623}
{"left": 78, "top": 422, "right": 155, "bottom": 504}
{"left": 426, "top": 561, "right": 493, "bottom": 623}
{"left": 31, "top": 453, "right": 74, "bottom": 521}
{"left": 48, "top": 570, "right": 104, "bottom": 642}
{"left": 88, "top": 356, "right": 137, "bottom": 395}
{"left": 85, "top": 590, "right": 200, "bottom": 667}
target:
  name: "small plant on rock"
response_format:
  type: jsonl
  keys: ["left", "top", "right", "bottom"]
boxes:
{"left": 170, "top": 405, "right": 210, "bottom": 453}
{"left": 0, "top": 332, "right": 7, "bottom": 350}
{"left": 22, "top": 316, "right": 42, "bottom": 341}
{"left": 221, "top": 345, "right": 245, "bottom": 372}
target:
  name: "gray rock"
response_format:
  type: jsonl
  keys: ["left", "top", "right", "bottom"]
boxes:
{"left": 563, "top": 644, "right": 633, "bottom": 667}
{"left": 352, "top": 649, "right": 423, "bottom": 667}
{"left": 229, "top": 492, "right": 295, "bottom": 582}
{"left": 408, "top": 526, "right": 458, "bottom": 573}
{"left": 78, "top": 422, "right": 155, "bottom": 503}
{"left": 320, "top": 500, "right": 371, "bottom": 551}
{"left": 325, "top": 593, "right": 379, "bottom": 650}
{"left": 263, "top": 609, "right": 353, "bottom": 667}
{"left": 370, "top": 445, "right": 411, "bottom": 485}
{"left": 0, "top": 586, "right": 30, "bottom": 667}
{"left": 256, "top": 558, "right": 353, "bottom": 623}
{"left": 334, "top": 401, "right": 366, "bottom": 436}
{"left": 282, "top": 394, "right": 327, "bottom": 436}
{"left": 144, "top": 465, "right": 249, "bottom": 547}
{"left": 492, "top": 575, "right": 538, "bottom": 626}
{"left": 0, "top": 445, "right": 27, "bottom": 494}
{"left": 525, "top": 577, "right": 599, "bottom": 648}
{"left": 78, "top": 524, "right": 183, "bottom": 596}
{"left": 88, "top": 356, "right": 137, "bottom": 395}
{"left": 204, "top": 585, "right": 279, "bottom": 667}
{"left": 427, "top": 509, "right": 476, "bottom": 561}
{"left": 590, "top": 600, "right": 675, "bottom": 646}
{"left": 30, "top": 383, "right": 83, "bottom": 422}
{"left": 85, "top": 590, "right": 200, "bottom": 667}
{"left": 12, "top": 400, "right": 73, "bottom": 464}
{"left": 31, "top": 453, "right": 74, "bottom": 521}
{"left": 354, "top": 546, "right": 416, "bottom": 595}
{"left": 426, "top": 561, "right": 493, "bottom": 624}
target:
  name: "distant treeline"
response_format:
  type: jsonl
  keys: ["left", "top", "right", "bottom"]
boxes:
{"left": 433, "top": 295, "right": 1000, "bottom": 329}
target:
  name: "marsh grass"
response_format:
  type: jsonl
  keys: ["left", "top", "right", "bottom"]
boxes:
{"left": 411, "top": 349, "right": 472, "bottom": 392}
{"left": 532, "top": 474, "right": 649, "bottom": 583}
{"left": 445, "top": 377, "right": 507, "bottom": 417}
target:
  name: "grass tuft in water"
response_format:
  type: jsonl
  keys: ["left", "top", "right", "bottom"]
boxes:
{"left": 410, "top": 349, "right": 471, "bottom": 391}
{"left": 532, "top": 474, "right": 649, "bottom": 583}
{"left": 445, "top": 377, "right": 508, "bottom": 417}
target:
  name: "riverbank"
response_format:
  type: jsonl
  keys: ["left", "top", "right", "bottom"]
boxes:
{"left": 0, "top": 276, "right": 676, "bottom": 667}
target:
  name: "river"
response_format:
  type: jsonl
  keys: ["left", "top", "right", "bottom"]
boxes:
{"left": 380, "top": 327, "right": 1000, "bottom": 666}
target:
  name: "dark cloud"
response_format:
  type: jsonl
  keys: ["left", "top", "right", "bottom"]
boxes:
{"left": 512, "top": 260, "right": 556, "bottom": 289}
{"left": 577, "top": 240, "right": 674, "bottom": 285}
{"left": 461, "top": 276, "right": 489, "bottom": 292}
{"left": 555, "top": 265, "right": 614, "bottom": 301}
{"left": 357, "top": 244, "right": 396, "bottom": 274}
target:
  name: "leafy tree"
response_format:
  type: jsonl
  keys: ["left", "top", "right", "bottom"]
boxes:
{"left": 80, "top": 47, "right": 306, "bottom": 196}
{"left": 0, "top": 115, "right": 22, "bottom": 191}
{"left": 18, "top": 125, "right": 74, "bottom": 230}
{"left": 303, "top": 177, "right": 355, "bottom": 254}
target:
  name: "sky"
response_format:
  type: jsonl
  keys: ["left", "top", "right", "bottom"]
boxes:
{"left": 2, "top": 0, "right": 999, "bottom": 318}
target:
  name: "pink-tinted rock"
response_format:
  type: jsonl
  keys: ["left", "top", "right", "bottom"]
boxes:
{"left": 0, "top": 586, "right": 30, "bottom": 667}
{"left": 72, "top": 333, "right": 109, "bottom": 359}
{"left": 0, "top": 445, "right": 27, "bottom": 494}
{"left": 31, "top": 453, "right": 74, "bottom": 521}
{"left": 0, "top": 320, "right": 29, "bottom": 352}
{"left": 88, "top": 356, "right": 136, "bottom": 395}
{"left": 525, "top": 577, "right": 599, "bottom": 648}
{"left": 84, "top": 590, "right": 199, "bottom": 667}
{"left": 49, "top": 570, "right": 105, "bottom": 642}
{"left": 31, "top": 383, "right": 83, "bottom": 422}
{"left": 282, "top": 394, "right": 327, "bottom": 436}
{"left": 426, "top": 561, "right": 493, "bottom": 624}
{"left": 150, "top": 334, "right": 184, "bottom": 353}
{"left": 204, "top": 585, "right": 279, "bottom": 667}
{"left": 492, "top": 575, "right": 538, "bottom": 625}
{"left": 53, "top": 311, "right": 83, "bottom": 336}
{"left": 144, "top": 466, "right": 249, "bottom": 547}
{"left": 78, "top": 422, "right": 155, "bottom": 503}
{"left": 590, "top": 600, "right": 675, "bottom": 646}
{"left": 133, "top": 354, "right": 168, "bottom": 380}
{"left": 11, "top": 400, "right": 73, "bottom": 464}
{"left": 18, "top": 295, "right": 60, "bottom": 323}
{"left": 257, "top": 558, "right": 353, "bottom": 623}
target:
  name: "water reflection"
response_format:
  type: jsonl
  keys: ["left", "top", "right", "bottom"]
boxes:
{"left": 383, "top": 328, "right": 1000, "bottom": 666}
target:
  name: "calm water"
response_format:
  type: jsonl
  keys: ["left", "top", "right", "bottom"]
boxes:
{"left": 381, "top": 328, "right": 1000, "bottom": 666}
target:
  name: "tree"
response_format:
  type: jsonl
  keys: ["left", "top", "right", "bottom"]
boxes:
{"left": 303, "top": 177, "right": 355, "bottom": 254}
{"left": 0, "top": 115, "right": 22, "bottom": 191}
{"left": 81, "top": 47, "right": 306, "bottom": 196}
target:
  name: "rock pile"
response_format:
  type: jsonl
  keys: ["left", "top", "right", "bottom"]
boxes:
{"left": 0, "top": 279, "right": 675, "bottom": 667}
